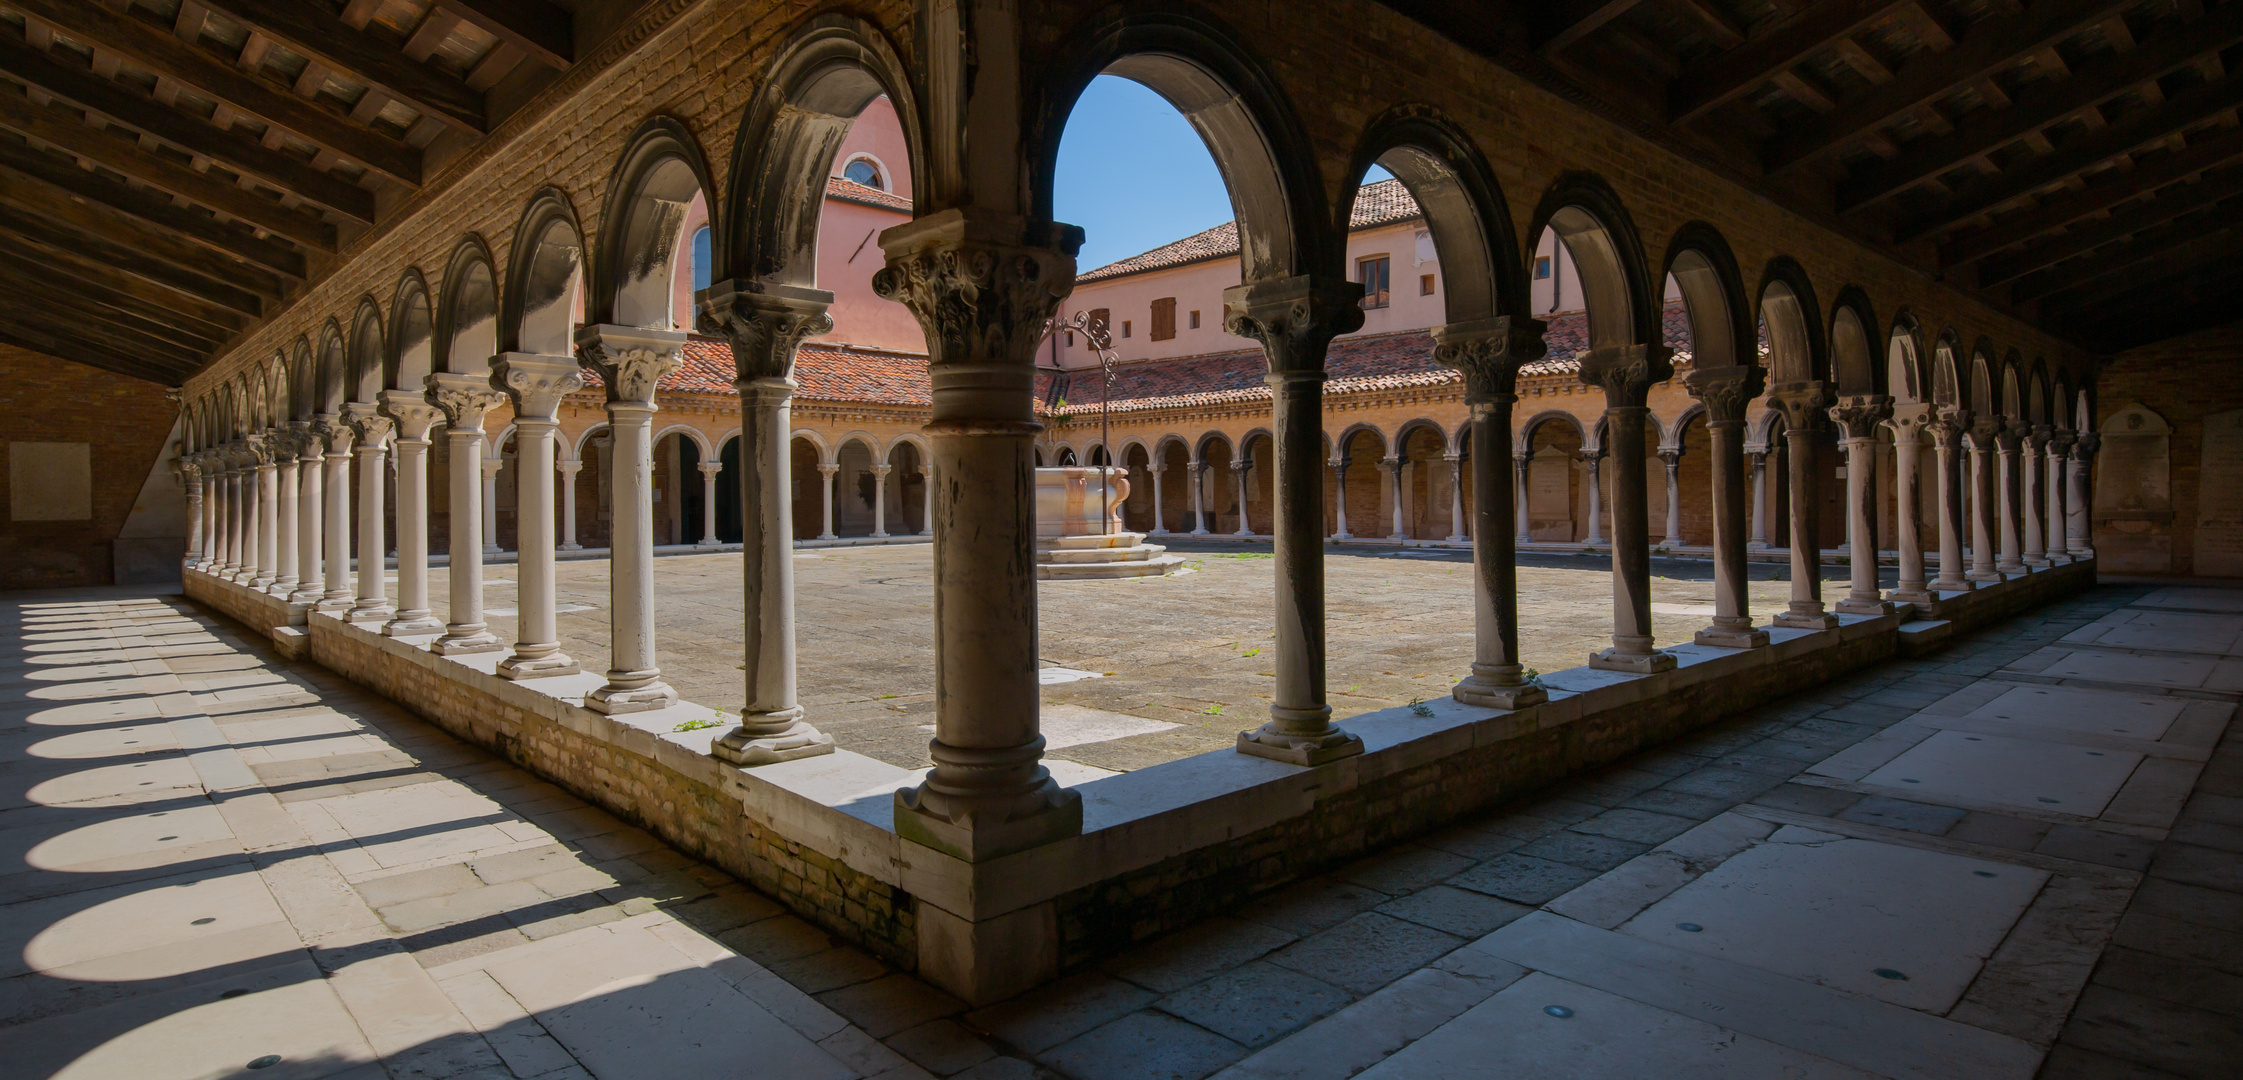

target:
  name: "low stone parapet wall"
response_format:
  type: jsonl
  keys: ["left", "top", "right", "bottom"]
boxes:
{"left": 181, "top": 558, "right": 2094, "bottom": 1004}
{"left": 182, "top": 568, "right": 306, "bottom": 650}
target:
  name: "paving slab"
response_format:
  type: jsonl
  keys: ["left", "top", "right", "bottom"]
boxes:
{"left": 1862, "top": 730, "right": 2146, "bottom": 817}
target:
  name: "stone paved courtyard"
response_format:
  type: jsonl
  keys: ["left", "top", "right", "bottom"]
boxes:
{"left": 434, "top": 544, "right": 1849, "bottom": 771}
{"left": 4, "top": 580, "right": 2238, "bottom": 1079}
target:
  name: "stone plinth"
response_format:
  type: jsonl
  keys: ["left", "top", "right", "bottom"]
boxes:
{"left": 1035, "top": 466, "right": 1183, "bottom": 580}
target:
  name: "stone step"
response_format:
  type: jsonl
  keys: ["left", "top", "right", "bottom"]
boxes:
{"left": 1036, "top": 553, "right": 1187, "bottom": 580}
{"left": 1044, "top": 532, "right": 1149, "bottom": 550}
{"left": 1041, "top": 545, "right": 1163, "bottom": 564}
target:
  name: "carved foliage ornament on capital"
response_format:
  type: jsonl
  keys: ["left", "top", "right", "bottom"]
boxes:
{"left": 1432, "top": 316, "right": 1548, "bottom": 401}
{"left": 580, "top": 345, "right": 679, "bottom": 407}
{"left": 496, "top": 356, "right": 587, "bottom": 421}
{"left": 427, "top": 374, "right": 509, "bottom": 431}
{"left": 874, "top": 244, "right": 1075, "bottom": 367}
{"left": 1576, "top": 344, "right": 1676, "bottom": 407}
{"left": 1766, "top": 380, "right": 1832, "bottom": 431}
{"left": 1682, "top": 365, "right": 1766, "bottom": 424}
{"left": 379, "top": 389, "right": 444, "bottom": 441}
{"left": 1828, "top": 395, "right": 1893, "bottom": 440}
{"left": 700, "top": 283, "right": 834, "bottom": 384}
{"left": 1223, "top": 276, "right": 1367, "bottom": 375}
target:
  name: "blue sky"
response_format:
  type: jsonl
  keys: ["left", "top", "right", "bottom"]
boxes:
{"left": 1055, "top": 75, "right": 1389, "bottom": 272}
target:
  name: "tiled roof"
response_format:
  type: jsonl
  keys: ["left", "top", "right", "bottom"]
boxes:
{"left": 580, "top": 338, "right": 935, "bottom": 406}
{"left": 825, "top": 175, "right": 911, "bottom": 212}
{"left": 1077, "top": 178, "right": 1423, "bottom": 283}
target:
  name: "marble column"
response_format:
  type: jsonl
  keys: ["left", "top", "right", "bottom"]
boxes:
{"left": 427, "top": 374, "right": 506, "bottom": 654}
{"left": 2045, "top": 430, "right": 2074, "bottom": 564}
{"left": 870, "top": 463, "right": 891, "bottom": 539}
{"left": 211, "top": 454, "right": 234, "bottom": 576}
{"left": 291, "top": 427, "right": 325, "bottom": 605}
{"left": 1927, "top": 411, "right": 1975, "bottom": 592}
{"left": 1447, "top": 454, "right": 1467, "bottom": 543}
{"left": 494, "top": 354, "right": 583, "bottom": 679}
{"left": 1747, "top": 447, "right": 1771, "bottom": 549}
{"left": 480, "top": 455, "right": 503, "bottom": 556}
{"left": 252, "top": 435, "right": 280, "bottom": 591}
{"left": 2022, "top": 426, "right": 2049, "bottom": 567}
{"left": 181, "top": 461, "right": 205, "bottom": 570}
{"left": 1966, "top": 421, "right": 2003, "bottom": 582}
{"left": 1385, "top": 456, "right": 1407, "bottom": 541}
{"left": 1189, "top": 459, "right": 1211, "bottom": 535}
{"left": 701, "top": 461, "right": 726, "bottom": 545}
{"left": 1332, "top": 459, "right": 1351, "bottom": 540}
{"left": 1582, "top": 345, "right": 1679, "bottom": 672}
{"left": 1686, "top": 366, "right": 1770, "bottom": 649}
{"left": 1659, "top": 449, "right": 1683, "bottom": 547}
{"left": 1511, "top": 456, "right": 1532, "bottom": 545}
{"left": 1149, "top": 465, "right": 1167, "bottom": 535}
{"left": 2067, "top": 433, "right": 2097, "bottom": 557}
{"left": 1225, "top": 274, "right": 1369, "bottom": 762}
{"left": 816, "top": 462, "right": 838, "bottom": 540}
{"left": 873, "top": 209, "right": 1083, "bottom": 857}
{"left": 272, "top": 436, "right": 300, "bottom": 597}
{"left": 557, "top": 462, "right": 584, "bottom": 551}
{"left": 231, "top": 453, "right": 253, "bottom": 581}
{"left": 318, "top": 420, "right": 356, "bottom": 613}
{"left": 1223, "top": 458, "right": 1246, "bottom": 536}
{"left": 1885, "top": 405, "right": 1936, "bottom": 607}
{"left": 919, "top": 465, "right": 934, "bottom": 535}
{"left": 347, "top": 406, "right": 395, "bottom": 623}
{"left": 1831, "top": 397, "right": 1895, "bottom": 616}
{"left": 381, "top": 392, "right": 444, "bottom": 636}
{"left": 1581, "top": 449, "right": 1605, "bottom": 545}
{"left": 219, "top": 451, "right": 244, "bottom": 580}
{"left": 1995, "top": 421, "right": 2026, "bottom": 575}
{"left": 1770, "top": 386, "right": 1839, "bottom": 630}
{"left": 1437, "top": 317, "right": 1550, "bottom": 707}
{"left": 577, "top": 325, "right": 684, "bottom": 714}
{"left": 700, "top": 282, "right": 837, "bottom": 765}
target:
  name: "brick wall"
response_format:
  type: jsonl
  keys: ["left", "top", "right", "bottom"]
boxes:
{"left": 2097, "top": 320, "right": 2243, "bottom": 579}
{"left": 0, "top": 346, "right": 178, "bottom": 590}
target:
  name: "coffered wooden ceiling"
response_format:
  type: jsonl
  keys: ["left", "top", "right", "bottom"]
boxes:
{"left": 0, "top": 0, "right": 574, "bottom": 384}
{"left": 1384, "top": 0, "right": 2243, "bottom": 353}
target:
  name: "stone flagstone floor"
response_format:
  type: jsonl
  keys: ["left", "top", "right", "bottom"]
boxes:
{"left": 0, "top": 579, "right": 2235, "bottom": 1079}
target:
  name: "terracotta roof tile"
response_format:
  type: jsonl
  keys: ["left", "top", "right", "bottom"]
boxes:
{"left": 825, "top": 175, "right": 911, "bottom": 212}
{"left": 1078, "top": 178, "right": 1423, "bottom": 283}
{"left": 579, "top": 338, "right": 936, "bottom": 406}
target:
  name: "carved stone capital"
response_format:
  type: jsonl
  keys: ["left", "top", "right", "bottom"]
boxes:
{"left": 2072, "top": 432, "right": 2100, "bottom": 461}
{"left": 306, "top": 415, "right": 354, "bottom": 456}
{"left": 291, "top": 420, "right": 320, "bottom": 462}
{"left": 2047, "top": 428, "right": 2077, "bottom": 457}
{"left": 1886, "top": 401, "right": 1934, "bottom": 441}
{"left": 873, "top": 209, "right": 1081, "bottom": 371}
{"left": 699, "top": 278, "right": 835, "bottom": 384}
{"left": 242, "top": 432, "right": 277, "bottom": 467}
{"left": 1224, "top": 274, "right": 1369, "bottom": 375}
{"left": 575, "top": 325, "right": 682, "bottom": 408}
{"left": 1431, "top": 315, "right": 1546, "bottom": 401}
{"left": 494, "top": 352, "right": 587, "bottom": 422}
{"left": 379, "top": 389, "right": 444, "bottom": 442}
{"left": 1682, "top": 365, "right": 1765, "bottom": 424}
{"left": 1576, "top": 344, "right": 1675, "bottom": 407}
{"left": 344, "top": 403, "right": 393, "bottom": 449}
{"left": 1767, "top": 380, "right": 1831, "bottom": 431}
{"left": 426, "top": 372, "right": 508, "bottom": 433}
{"left": 1827, "top": 394, "right": 1892, "bottom": 440}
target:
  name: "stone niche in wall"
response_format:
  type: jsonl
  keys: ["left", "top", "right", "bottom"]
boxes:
{"left": 2197, "top": 407, "right": 2243, "bottom": 578}
{"left": 2094, "top": 403, "right": 2174, "bottom": 574}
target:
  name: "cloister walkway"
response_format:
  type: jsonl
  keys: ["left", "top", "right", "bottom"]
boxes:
{"left": 0, "top": 582, "right": 2234, "bottom": 1079}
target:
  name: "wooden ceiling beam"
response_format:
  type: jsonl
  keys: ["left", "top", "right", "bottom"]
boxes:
{"left": 0, "top": 142, "right": 304, "bottom": 278}
{"left": 1766, "top": 0, "right": 2144, "bottom": 172}
{"left": 0, "top": 163, "right": 290, "bottom": 297}
{"left": 6, "top": 0, "right": 421, "bottom": 185}
{"left": 0, "top": 202, "right": 264, "bottom": 315}
{"left": 1670, "top": 0, "right": 1912, "bottom": 125}
{"left": 2034, "top": 232, "right": 2243, "bottom": 313}
{"left": 1906, "top": 73, "right": 2243, "bottom": 247}
{"left": 0, "top": 89, "right": 335, "bottom": 250}
{"left": 2010, "top": 201, "right": 2243, "bottom": 300}
{"left": 0, "top": 304, "right": 210, "bottom": 373}
{"left": 0, "top": 269, "right": 232, "bottom": 354}
{"left": 433, "top": 0, "right": 572, "bottom": 70}
{"left": 0, "top": 324, "right": 188, "bottom": 384}
{"left": 1835, "top": 2, "right": 2243, "bottom": 210}
{"left": 0, "top": 222, "right": 253, "bottom": 330}
{"left": 0, "top": 33, "right": 375, "bottom": 222}
{"left": 2067, "top": 275, "right": 2243, "bottom": 351}
{"left": 1540, "top": 0, "right": 1647, "bottom": 55}
{"left": 0, "top": 255, "right": 238, "bottom": 344}
{"left": 192, "top": 0, "right": 484, "bottom": 136}
{"left": 1975, "top": 175, "right": 2243, "bottom": 285}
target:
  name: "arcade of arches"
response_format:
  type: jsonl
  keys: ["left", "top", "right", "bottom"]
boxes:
{"left": 14, "top": 1, "right": 2243, "bottom": 1070}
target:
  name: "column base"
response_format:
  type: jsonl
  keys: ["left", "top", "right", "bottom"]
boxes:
{"left": 698, "top": 538, "right": 726, "bottom": 548}
{"left": 895, "top": 774, "right": 1082, "bottom": 862}
{"left": 1772, "top": 609, "right": 1841, "bottom": 630}
{"left": 251, "top": 574, "right": 278, "bottom": 591}
{"left": 586, "top": 679, "right": 678, "bottom": 715}
{"left": 1452, "top": 677, "right": 1547, "bottom": 710}
{"left": 498, "top": 651, "right": 582, "bottom": 680}
{"left": 1694, "top": 625, "right": 1770, "bottom": 649}
{"left": 1746, "top": 541, "right": 1771, "bottom": 551}
{"left": 1191, "top": 529, "right": 1212, "bottom": 537}
{"left": 1836, "top": 597, "right": 1897, "bottom": 616}
{"left": 558, "top": 542, "right": 583, "bottom": 552}
{"left": 1965, "top": 568, "right": 2006, "bottom": 583}
{"left": 711, "top": 712, "right": 835, "bottom": 766}
{"left": 383, "top": 612, "right": 444, "bottom": 637}
{"left": 347, "top": 603, "right": 395, "bottom": 626}
{"left": 1996, "top": 561, "right": 2027, "bottom": 575}
{"left": 1887, "top": 588, "right": 1937, "bottom": 606}
{"left": 1236, "top": 722, "right": 1364, "bottom": 766}
{"left": 1589, "top": 647, "right": 1678, "bottom": 674}
{"left": 315, "top": 596, "right": 355, "bottom": 614}
{"left": 288, "top": 588, "right": 325, "bottom": 605}
{"left": 433, "top": 629, "right": 504, "bottom": 655}
{"left": 2024, "top": 555, "right": 2051, "bottom": 569}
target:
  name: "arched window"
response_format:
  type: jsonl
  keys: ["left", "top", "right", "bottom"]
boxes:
{"left": 842, "top": 156, "right": 884, "bottom": 190}
{"left": 690, "top": 225, "right": 712, "bottom": 292}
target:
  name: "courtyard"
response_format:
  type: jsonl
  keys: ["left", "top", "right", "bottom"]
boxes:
{"left": 435, "top": 544, "right": 1842, "bottom": 772}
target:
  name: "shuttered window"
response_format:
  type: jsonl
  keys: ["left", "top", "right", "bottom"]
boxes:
{"left": 1150, "top": 297, "right": 1177, "bottom": 341}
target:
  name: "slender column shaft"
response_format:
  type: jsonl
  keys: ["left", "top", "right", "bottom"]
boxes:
{"left": 1333, "top": 464, "right": 1350, "bottom": 539}
{"left": 1440, "top": 319, "right": 1550, "bottom": 705}
{"left": 503, "top": 422, "right": 573, "bottom": 675}
{"left": 254, "top": 455, "right": 279, "bottom": 589}
{"left": 274, "top": 454, "right": 299, "bottom": 594}
{"left": 193, "top": 470, "right": 212, "bottom": 569}
{"left": 1687, "top": 365, "right": 1767, "bottom": 648}
{"left": 351, "top": 425, "right": 392, "bottom": 620}
{"left": 817, "top": 463, "right": 837, "bottom": 540}
{"left": 1889, "top": 417, "right": 1931, "bottom": 604}
{"left": 558, "top": 463, "right": 582, "bottom": 550}
{"left": 1190, "top": 461, "right": 1209, "bottom": 534}
{"left": 1996, "top": 433, "right": 2025, "bottom": 573}
{"left": 703, "top": 463, "right": 726, "bottom": 544}
{"left": 183, "top": 472, "right": 204, "bottom": 569}
{"left": 1582, "top": 454, "right": 1604, "bottom": 544}
{"left": 1929, "top": 421, "right": 1972, "bottom": 591}
{"left": 216, "top": 467, "right": 236, "bottom": 575}
{"left": 2067, "top": 437, "right": 2096, "bottom": 556}
{"left": 1150, "top": 467, "right": 1166, "bottom": 534}
{"left": 2045, "top": 437, "right": 2070, "bottom": 563}
{"left": 321, "top": 431, "right": 354, "bottom": 611}
{"left": 1774, "top": 419, "right": 1837, "bottom": 629}
{"left": 2022, "top": 432, "right": 2048, "bottom": 566}
{"left": 1263, "top": 370, "right": 1345, "bottom": 745}
{"left": 1604, "top": 405, "right": 1662, "bottom": 657}
{"left": 1748, "top": 452, "right": 1770, "bottom": 547}
{"left": 1837, "top": 431, "right": 1889, "bottom": 614}
{"left": 576, "top": 327, "right": 681, "bottom": 712}
{"left": 426, "top": 370, "right": 505, "bottom": 654}
{"left": 1968, "top": 433, "right": 2001, "bottom": 581}
{"left": 920, "top": 466, "right": 933, "bottom": 535}
{"left": 1235, "top": 461, "right": 1253, "bottom": 537}
{"left": 481, "top": 458, "right": 502, "bottom": 555}
{"left": 871, "top": 464, "right": 890, "bottom": 539}
{"left": 1387, "top": 457, "right": 1406, "bottom": 540}
{"left": 1512, "top": 457, "right": 1532, "bottom": 545}
{"left": 1661, "top": 452, "right": 1683, "bottom": 546}
{"left": 293, "top": 440, "right": 324, "bottom": 604}
{"left": 385, "top": 420, "right": 441, "bottom": 636}
{"left": 1448, "top": 456, "right": 1466, "bottom": 543}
